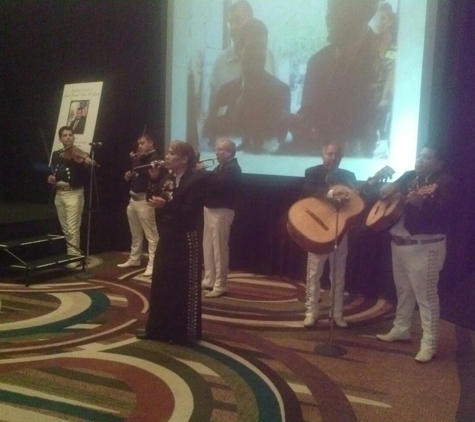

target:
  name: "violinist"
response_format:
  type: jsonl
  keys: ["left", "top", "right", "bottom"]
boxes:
{"left": 375, "top": 143, "right": 455, "bottom": 363}
{"left": 47, "top": 127, "right": 93, "bottom": 269}
{"left": 117, "top": 134, "right": 162, "bottom": 277}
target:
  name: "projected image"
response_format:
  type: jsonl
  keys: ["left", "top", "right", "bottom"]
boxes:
{"left": 169, "top": 0, "right": 431, "bottom": 177}
{"left": 205, "top": 20, "right": 291, "bottom": 156}
{"left": 67, "top": 100, "right": 89, "bottom": 135}
{"left": 296, "top": 0, "right": 398, "bottom": 158}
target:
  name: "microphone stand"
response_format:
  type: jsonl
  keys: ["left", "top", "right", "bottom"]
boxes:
{"left": 314, "top": 197, "right": 347, "bottom": 357}
{"left": 76, "top": 141, "right": 101, "bottom": 280}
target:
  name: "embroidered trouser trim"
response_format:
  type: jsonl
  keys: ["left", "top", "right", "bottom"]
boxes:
{"left": 187, "top": 230, "right": 201, "bottom": 342}
{"left": 55, "top": 188, "right": 84, "bottom": 255}
{"left": 391, "top": 238, "right": 446, "bottom": 352}
{"left": 305, "top": 234, "right": 348, "bottom": 318}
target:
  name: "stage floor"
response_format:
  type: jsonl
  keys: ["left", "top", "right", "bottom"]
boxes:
{"left": 0, "top": 251, "right": 473, "bottom": 422}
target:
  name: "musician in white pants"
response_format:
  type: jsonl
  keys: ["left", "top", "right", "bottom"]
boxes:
{"left": 118, "top": 135, "right": 160, "bottom": 277}
{"left": 306, "top": 234, "right": 348, "bottom": 327}
{"left": 54, "top": 188, "right": 84, "bottom": 256}
{"left": 301, "top": 142, "right": 357, "bottom": 328}
{"left": 121, "top": 194, "right": 159, "bottom": 276}
{"left": 376, "top": 143, "right": 454, "bottom": 363}
{"left": 48, "top": 127, "right": 92, "bottom": 269}
{"left": 201, "top": 139, "right": 242, "bottom": 298}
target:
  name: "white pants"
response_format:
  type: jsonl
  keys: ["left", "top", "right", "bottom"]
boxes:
{"left": 202, "top": 207, "right": 234, "bottom": 292}
{"left": 391, "top": 238, "right": 446, "bottom": 352}
{"left": 305, "top": 234, "right": 348, "bottom": 318}
{"left": 55, "top": 188, "right": 84, "bottom": 255}
{"left": 126, "top": 198, "right": 159, "bottom": 267}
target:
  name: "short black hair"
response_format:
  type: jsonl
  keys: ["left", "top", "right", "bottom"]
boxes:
{"left": 58, "top": 126, "right": 73, "bottom": 137}
{"left": 139, "top": 133, "right": 154, "bottom": 143}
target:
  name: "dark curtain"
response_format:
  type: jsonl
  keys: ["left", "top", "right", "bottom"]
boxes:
{"left": 1, "top": 0, "right": 474, "bottom": 300}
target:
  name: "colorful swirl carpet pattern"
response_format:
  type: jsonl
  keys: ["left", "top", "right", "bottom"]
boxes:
{"left": 0, "top": 252, "right": 473, "bottom": 422}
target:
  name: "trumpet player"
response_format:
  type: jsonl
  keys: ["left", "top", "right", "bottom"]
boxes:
{"left": 200, "top": 139, "right": 242, "bottom": 298}
{"left": 376, "top": 143, "right": 455, "bottom": 363}
{"left": 117, "top": 134, "right": 160, "bottom": 277}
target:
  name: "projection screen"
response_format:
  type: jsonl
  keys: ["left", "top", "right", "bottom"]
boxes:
{"left": 166, "top": 0, "right": 440, "bottom": 180}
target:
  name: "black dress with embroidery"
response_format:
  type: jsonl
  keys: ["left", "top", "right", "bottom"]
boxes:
{"left": 145, "top": 169, "right": 205, "bottom": 344}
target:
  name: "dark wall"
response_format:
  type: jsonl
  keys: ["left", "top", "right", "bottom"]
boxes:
{"left": 1, "top": 1, "right": 474, "bottom": 298}
{"left": 1, "top": 0, "right": 167, "bottom": 250}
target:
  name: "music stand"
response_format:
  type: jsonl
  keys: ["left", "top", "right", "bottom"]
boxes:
{"left": 76, "top": 141, "right": 101, "bottom": 280}
{"left": 314, "top": 198, "right": 347, "bottom": 357}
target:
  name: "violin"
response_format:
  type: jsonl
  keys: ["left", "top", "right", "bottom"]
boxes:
{"left": 130, "top": 149, "right": 154, "bottom": 163}
{"left": 61, "top": 146, "right": 97, "bottom": 166}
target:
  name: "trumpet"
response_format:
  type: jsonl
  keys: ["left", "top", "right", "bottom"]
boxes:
{"left": 133, "top": 158, "right": 217, "bottom": 171}
{"left": 198, "top": 158, "right": 217, "bottom": 169}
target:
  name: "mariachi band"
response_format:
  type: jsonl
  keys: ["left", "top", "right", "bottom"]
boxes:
{"left": 48, "top": 129, "right": 452, "bottom": 362}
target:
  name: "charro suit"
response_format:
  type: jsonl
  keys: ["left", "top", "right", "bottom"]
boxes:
{"left": 50, "top": 148, "right": 90, "bottom": 255}
{"left": 302, "top": 165, "right": 357, "bottom": 321}
{"left": 387, "top": 170, "right": 454, "bottom": 353}
{"left": 201, "top": 157, "right": 242, "bottom": 294}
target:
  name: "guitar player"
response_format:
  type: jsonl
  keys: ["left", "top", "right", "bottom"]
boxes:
{"left": 301, "top": 142, "right": 358, "bottom": 328}
{"left": 375, "top": 143, "right": 455, "bottom": 363}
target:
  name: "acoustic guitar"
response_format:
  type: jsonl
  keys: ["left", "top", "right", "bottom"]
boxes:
{"left": 366, "top": 183, "right": 437, "bottom": 231}
{"left": 287, "top": 166, "right": 394, "bottom": 255}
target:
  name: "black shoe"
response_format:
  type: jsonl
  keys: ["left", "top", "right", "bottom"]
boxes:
{"left": 136, "top": 332, "right": 152, "bottom": 340}
{"left": 136, "top": 332, "right": 173, "bottom": 343}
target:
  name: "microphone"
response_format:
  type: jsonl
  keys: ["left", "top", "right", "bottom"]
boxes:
{"left": 328, "top": 195, "right": 349, "bottom": 211}
{"left": 133, "top": 160, "right": 166, "bottom": 171}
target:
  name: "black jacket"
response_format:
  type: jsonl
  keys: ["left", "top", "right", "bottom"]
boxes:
{"left": 302, "top": 165, "right": 357, "bottom": 199}
{"left": 155, "top": 169, "right": 206, "bottom": 233}
{"left": 394, "top": 170, "right": 455, "bottom": 235}
{"left": 50, "top": 148, "right": 90, "bottom": 188}
{"left": 204, "top": 158, "right": 242, "bottom": 210}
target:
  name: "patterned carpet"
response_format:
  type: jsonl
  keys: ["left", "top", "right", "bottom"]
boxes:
{"left": 0, "top": 251, "right": 473, "bottom": 422}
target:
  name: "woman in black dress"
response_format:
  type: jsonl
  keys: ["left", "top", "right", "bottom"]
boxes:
{"left": 137, "top": 141, "right": 205, "bottom": 344}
